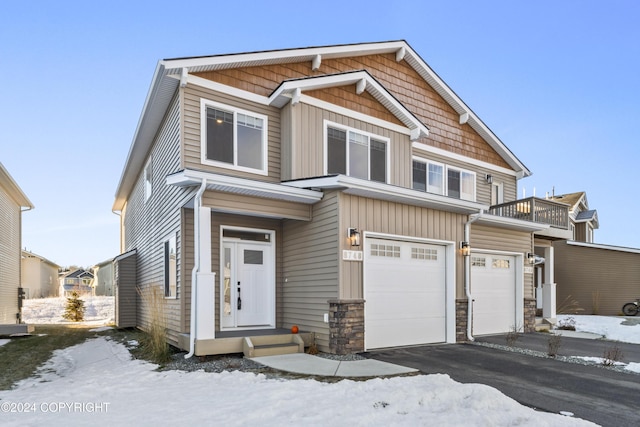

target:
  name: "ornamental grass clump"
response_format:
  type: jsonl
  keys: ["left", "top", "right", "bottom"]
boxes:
{"left": 138, "top": 286, "right": 171, "bottom": 364}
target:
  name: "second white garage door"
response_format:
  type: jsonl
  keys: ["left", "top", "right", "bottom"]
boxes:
{"left": 364, "top": 238, "right": 447, "bottom": 349}
{"left": 471, "top": 253, "right": 517, "bottom": 335}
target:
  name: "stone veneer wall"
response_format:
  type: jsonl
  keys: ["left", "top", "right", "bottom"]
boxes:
{"left": 328, "top": 299, "right": 364, "bottom": 354}
{"left": 524, "top": 298, "right": 536, "bottom": 332}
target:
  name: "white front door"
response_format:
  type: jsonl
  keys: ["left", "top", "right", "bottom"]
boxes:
{"left": 221, "top": 235, "right": 274, "bottom": 329}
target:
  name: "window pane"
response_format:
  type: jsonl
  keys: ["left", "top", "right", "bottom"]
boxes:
{"left": 370, "top": 139, "right": 386, "bottom": 183}
{"left": 206, "top": 108, "right": 234, "bottom": 164}
{"left": 164, "top": 236, "right": 177, "bottom": 298}
{"left": 237, "top": 113, "right": 263, "bottom": 170}
{"left": 244, "top": 250, "right": 263, "bottom": 265}
{"left": 412, "top": 160, "right": 426, "bottom": 191}
{"left": 448, "top": 169, "right": 460, "bottom": 199}
{"left": 460, "top": 171, "right": 474, "bottom": 201}
{"left": 349, "top": 131, "right": 368, "bottom": 179}
{"left": 428, "top": 163, "right": 444, "bottom": 195}
{"left": 327, "top": 127, "right": 346, "bottom": 174}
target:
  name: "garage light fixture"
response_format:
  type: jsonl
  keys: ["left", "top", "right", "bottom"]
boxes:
{"left": 485, "top": 174, "right": 493, "bottom": 184}
{"left": 460, "top": 241, "right": 471, "bottom": 257}
{"left": 348, "top": 228, "right": 361, "bottom": 247}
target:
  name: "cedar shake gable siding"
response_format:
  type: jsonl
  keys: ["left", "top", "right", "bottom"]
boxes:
{"left": 193, "top": 53, "right": 511, "bottom": 169}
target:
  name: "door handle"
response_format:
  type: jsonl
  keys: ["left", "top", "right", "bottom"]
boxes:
{"left": 237, "top": 281, "right": 242, "bottom": 310}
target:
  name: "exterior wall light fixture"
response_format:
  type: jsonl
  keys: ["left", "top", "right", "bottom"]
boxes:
{"left": 460, "top": 241, "right": 471, "bottom": 257}
{"left": 348, "top": 228, "right": 361, "bottom": 247}
{"left": 486, "top": 174, "right": 493, "bottom": 184}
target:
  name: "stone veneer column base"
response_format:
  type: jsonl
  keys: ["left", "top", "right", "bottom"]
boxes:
{"left": 456, "top": 298, "right": 469, "bottom": 342}
{"left": 328, "top": 299, "right": 365, "bottom": 355}
{"left": 524, "top": 298, "right": 536, "bottom": 332}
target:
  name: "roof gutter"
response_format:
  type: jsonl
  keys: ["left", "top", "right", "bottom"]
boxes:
{"left": 185, "top": 178, "right": 207, "bottom": 359}
{"left": 464, "top": 211, "right": 483, "bottom": 342}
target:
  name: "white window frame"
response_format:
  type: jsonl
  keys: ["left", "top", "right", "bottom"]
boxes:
{"left": 323, "top": 120, "right": 390, "bottom": 184}
{"left": 491, "top": 182, "right": 504, "bottom": 206}
{"left": 446, "top": 165, "right": 476, "bottom": 202}
{"left": 411, "top": 157, "right": 445, "bottom": 196}
{"left": 163, "top": 233, "right": 178, "bottom": 299}
{"left": 200, "top": 99, "right": 269, "bottom": 176}
{"left": 144, "top": 159, "right": 152, "bottom": 203}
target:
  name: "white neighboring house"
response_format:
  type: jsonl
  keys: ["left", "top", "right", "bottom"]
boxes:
{"left": 21, "top": 250, "right": 60, "bottom": 298}
{"left": 0, "top": 162, "right": 34, "bottom": 334}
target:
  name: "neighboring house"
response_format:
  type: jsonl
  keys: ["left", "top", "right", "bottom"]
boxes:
{"left": 93, "top": 258, "right": 115, "bottom": 296}
{"left": 21, "top": 250, "right": 60, "bottom": 298}
{"left": 549, "top": 191, "right": 639, "bottom": 315}
{"left": 113, "top": 41, "right": 570, "bottom": 356}
{"left": 0, "top": 162, "right": 34, "bottom": 333}
{"left": 60, "top": 269, "right": 94, "bottom": 296}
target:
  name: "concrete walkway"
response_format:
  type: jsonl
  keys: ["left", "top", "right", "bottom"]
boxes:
{"left": 250, "top": 353, "right": 418, "bottom": 377}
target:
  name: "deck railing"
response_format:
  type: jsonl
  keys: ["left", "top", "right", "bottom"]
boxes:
{"left": 488, "top": 197, "right": 570, "bottom": 229}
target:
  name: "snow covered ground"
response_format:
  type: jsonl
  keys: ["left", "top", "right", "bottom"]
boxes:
{"left": 4, "top": 298, "right": 639, "bottom": 426}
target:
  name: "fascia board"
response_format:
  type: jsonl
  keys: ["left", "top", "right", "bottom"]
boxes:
{"left": 0, "top": 162, "right": 34, "bottom": 208}
{"left": 474, "top": 213, "right": 550, "bottom": 232}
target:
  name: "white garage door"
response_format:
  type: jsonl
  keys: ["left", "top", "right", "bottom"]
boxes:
{"left": 471, "top": 254, "right": 516, "bottom": 335}
{"left": 365, "top": 238, "right": 447, "bottom": 349}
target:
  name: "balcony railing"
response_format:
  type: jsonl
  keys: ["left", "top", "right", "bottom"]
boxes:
{"left": 488, "top": 197, "right": 570, "bottom": 229}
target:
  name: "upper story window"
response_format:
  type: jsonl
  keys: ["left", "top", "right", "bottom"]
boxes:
{"left": 325, "top": 122, "right": 388, "bottom": 183}
{"left": 201, "top": 99, "right": 268, "bottom": 175}
{"left": 412, "top": 158, "right": 476, "bottom": 201}
{"left": 144, "top": 159, "right": 152, "bottom": 202}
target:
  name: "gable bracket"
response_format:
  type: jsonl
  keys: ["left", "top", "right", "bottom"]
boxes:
{"left": 312, "top": 54, "right": 322, "bottom": 71}
{"left": 396, "top": 47, "right": 406, "bottom": 62}
{"left": 459, "top": 112, "right": 469, "bottom": 125}
{"left": 356, "top": 78, "right": 366, "bottom": 95}
{"left": 291, "top": 87, "right": 302, "bottom": 106}
{"left": 180, "top": 67, "right": 189, "bottom": 88}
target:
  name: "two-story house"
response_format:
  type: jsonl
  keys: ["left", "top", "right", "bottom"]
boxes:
{"left": 21, "top": 250, "right": 60, "bottom": 298}
{"left": 0, "top": 162, "right": 34, "bottom": 333}
{"left": 113, "top": 41, "right": 570, "bottom": 356}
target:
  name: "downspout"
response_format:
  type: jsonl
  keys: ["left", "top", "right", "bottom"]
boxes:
{"left": 185, "top": 179, "right": 207, "bottom": 359}
{"left": 464, "top": 211, "right": 483, "bottom": 342}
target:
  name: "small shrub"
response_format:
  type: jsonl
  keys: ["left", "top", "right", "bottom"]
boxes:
{"left": 62, "top": 292, "right": 85, "bottom": 322}
{"left": 505, "top": 324, "right": 522, "bottom": 347}
{"left": 556, "top": 317, "right": 576, "bottom": 331}
{"left": 602, "top": 345, "right": 624, "bottom": 366}
{"left": 548, "top": 334, "right": 562, "bottom": 358}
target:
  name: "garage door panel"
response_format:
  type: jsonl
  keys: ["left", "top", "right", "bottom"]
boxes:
{"left": 365, "top": 238, "right": 447, "bottom": 349}
{"left": 472, "top": 254, "right": 516, "bottom": 335}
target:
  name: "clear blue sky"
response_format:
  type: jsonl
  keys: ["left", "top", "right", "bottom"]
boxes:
{"left": 2, "top": 1, "right": 638, "bottom": 267}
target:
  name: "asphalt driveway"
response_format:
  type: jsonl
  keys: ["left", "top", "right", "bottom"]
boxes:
{"left": 363, "top": 334, "right": 640, "bottom": 426}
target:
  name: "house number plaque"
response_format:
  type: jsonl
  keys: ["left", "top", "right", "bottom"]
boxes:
{"left": 342, "top": 250, "right": 363, "bottom": 261}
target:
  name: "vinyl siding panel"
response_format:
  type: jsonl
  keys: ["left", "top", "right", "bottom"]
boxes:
{"left": 182, "top": 85, "right": 281, "bottom": 181}
{"left": 554, "top": 241, "right": 640, "bottom": 315}
{"left": 282, "top": 191, "right": 340, "bottom": 352}
{"left": 289, "top": 102, "right": 411, "bottom": 186}
{"left": 202, "top": 191, "right": 312, "bottom": 221}
{"left": 121, "top": 92, "right": 195, "bottom": 346}
{"left": 0, "top": 187, "right": 21, "bottom": 324}
{"left": 470, "top": 224, "right": 533, "bottom": 298}
{"left": 339, "top": 193, "right": 466, "bottom": 299}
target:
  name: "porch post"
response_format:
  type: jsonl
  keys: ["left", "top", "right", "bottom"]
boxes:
{"left": 542, "top": 246, "right": 556, "bottom": 319}
{"left": 196, "top": 206, "right": 216, "bottom": 340}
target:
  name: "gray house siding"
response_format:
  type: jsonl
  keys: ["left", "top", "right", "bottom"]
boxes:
{"left": 0, "top": 187, "right": 21, "bottom": 324}
{"left": 121, "top": 93, "right": 195, "bottom": 346}
{"left": 554, "top": 241, "right": 640, "bottom": 315}
{"left": 282, "top": 191, "right": 340, "bottom": 351}
{"left": 114, "top": 250, "right": 137, "bottom": 328}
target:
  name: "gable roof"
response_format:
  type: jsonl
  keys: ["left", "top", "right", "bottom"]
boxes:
{"left": 549, "top": 191, "right": 586, "bottom": 211}
{"left": 114, "top": 40, "right": 530, "bottom": 211}
{"left": 0, "top": 162, "right": 34, "bottom": 209}
{"left": 64, "top": 269, "right": 94, "bottom": 279}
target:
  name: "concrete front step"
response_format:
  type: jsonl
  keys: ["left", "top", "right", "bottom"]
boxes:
{"left": 243, "top": 334, "right": 304, "bottom": 358}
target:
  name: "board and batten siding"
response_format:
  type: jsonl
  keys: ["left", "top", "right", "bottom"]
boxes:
{"left": 554, "top": 241, "right": 640, "bottom": 316}
{"left": 285, "top": 101, "right": 412, "bottom": 186}
{"left": 282, "top": 191, "right": 340, "bottom": 352}
{"left": 122, "top": 92, "right": 195, "bottom": 346}
{"left": 181, "top": 85, "right": 281, "bottom": 182}
{"left": 339, "top": 193, "right": 467, "bottom": 299}
{"left": 0, "top": 187, "right": 21, "bottom": 324}
{"left": 470, "top": 224, "right": 533, "bottom": 298}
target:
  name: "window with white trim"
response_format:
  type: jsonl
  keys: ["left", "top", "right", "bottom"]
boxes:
{"left": 144, "top": 160, "right": 152, "bottom": 202}
{"left": 326, "top": 123, "right": 388, "bottom": 183}
{"left": 164, "top": 234, "right": 177, "bottom": 298}
{"left": 412, "top": 158, "right": 475, "bottom": 201}
{"left": 201, "top": 100, "right": 268, "bottom": 174}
